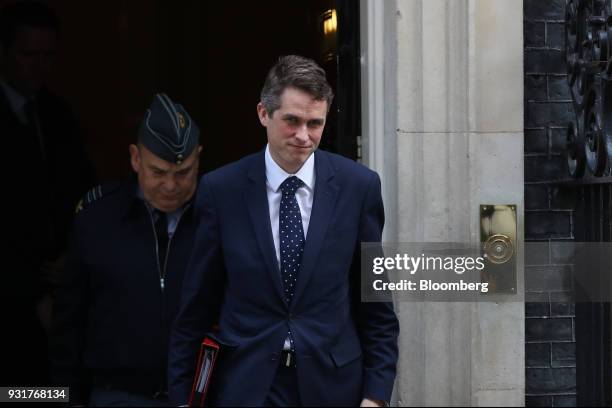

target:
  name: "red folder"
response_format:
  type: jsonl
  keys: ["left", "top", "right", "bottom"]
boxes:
{"left": 188, "top": 337, "right": 220, "bottom": 407}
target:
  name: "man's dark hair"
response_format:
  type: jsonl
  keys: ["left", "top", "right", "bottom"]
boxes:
{"left": 0, "top": 1, "right": 60, "bottom": 48}
{"left": 260, "top": 55, "right": 334, "bottom": 116}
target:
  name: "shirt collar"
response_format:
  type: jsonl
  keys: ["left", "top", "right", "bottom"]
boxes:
{"left": 265, "top": 144, "right": 315, "bottom": 193}
{"left": 0, "top": 78, "right": 28, "bottom": 117}
{"left": 135, "top": 183, "right": 189, "bottom": 220}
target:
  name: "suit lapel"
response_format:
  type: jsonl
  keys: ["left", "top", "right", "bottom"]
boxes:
{"left": 245, "top": 152, "right": 285, "bottom": 302}
{"left": 292, "top": 151, "right": 339, "bottom": 308}
{"left": 0, "top": 87, "right": 21, "bottom": 127}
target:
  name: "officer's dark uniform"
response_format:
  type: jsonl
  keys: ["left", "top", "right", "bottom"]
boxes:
{"left": 49, "top": 94, "right": 201, "bottom": 406}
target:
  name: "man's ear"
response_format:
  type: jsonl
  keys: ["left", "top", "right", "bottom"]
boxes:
{"left": 129, "top": 144, "right": 141, "bottom": 173}
{"left": 257, "top": 102, "right": 269, "bottom": 127}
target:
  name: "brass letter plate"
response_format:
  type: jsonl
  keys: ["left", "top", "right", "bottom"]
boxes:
{"left": 480, "top": 205, "right": 517, "bottom": 294}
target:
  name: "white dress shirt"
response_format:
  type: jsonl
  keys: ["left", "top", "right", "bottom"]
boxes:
{"left": 265, "top": 144, "right": 315, "bottom": 267}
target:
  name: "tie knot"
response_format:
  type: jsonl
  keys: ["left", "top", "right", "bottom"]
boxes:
{"left": 279, "top": 176, "right": 304, "bottom": 195}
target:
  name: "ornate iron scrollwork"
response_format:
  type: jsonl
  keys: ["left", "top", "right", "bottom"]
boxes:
{"left": 565, "top": 0, "right": 612, "bottom": 177}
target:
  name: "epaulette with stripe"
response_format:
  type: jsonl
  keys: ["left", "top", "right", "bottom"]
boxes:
{"left": 75, "top": 183, "right": 120, "bottom": 214}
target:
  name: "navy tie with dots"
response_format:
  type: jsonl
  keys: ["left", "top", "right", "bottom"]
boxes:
{"left": 279, "top": 176, "right": 305, "bottom": 352}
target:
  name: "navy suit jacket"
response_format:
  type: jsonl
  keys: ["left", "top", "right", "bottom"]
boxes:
{"left": 169, "top": 149, "right": 399, "bottom": 406}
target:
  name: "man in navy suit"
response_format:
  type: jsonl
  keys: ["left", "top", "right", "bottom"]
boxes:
{"left": 169, "top": 55, "right": 399, "bottom": 407}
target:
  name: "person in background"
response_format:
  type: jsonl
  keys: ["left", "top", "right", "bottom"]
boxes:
{"left": 50, "top": 93, "right": 202, "bottom": 406}
{"left": 0, "top": 1, "right": 95, "bottom": 386}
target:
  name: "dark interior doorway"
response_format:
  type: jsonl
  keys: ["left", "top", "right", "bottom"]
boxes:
{"left": 194, "top": 0, "right": 361, "bottom": 173}
{"left": 196, "top": 0, "right": 359, "bottom": 173}
{"left": 10, "top": 0, "right": 360, "bottom": 181}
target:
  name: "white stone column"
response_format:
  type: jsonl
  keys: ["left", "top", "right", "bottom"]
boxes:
{"left": 361, "top": 0, "right": 525, "bottom": 405}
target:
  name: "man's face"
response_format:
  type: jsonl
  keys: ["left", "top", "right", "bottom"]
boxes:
{"left": 257, "top": 87, "right": 328, "bottom": 174}
{"left": 130, "top": 144, "right": 201, "bottom": 212}
{"left": 1, "top": 26, "right": 57, "bottom": 96}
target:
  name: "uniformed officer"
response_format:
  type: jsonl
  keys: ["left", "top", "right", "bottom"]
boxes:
{"left": 49, "top": 93, "right": 202, "bottom": 407}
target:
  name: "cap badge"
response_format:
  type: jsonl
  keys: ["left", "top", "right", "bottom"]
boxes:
{"left": 177, "top": 113, "right": 186, "bottom": 129}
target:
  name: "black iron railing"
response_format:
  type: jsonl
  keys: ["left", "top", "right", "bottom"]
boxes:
{"left": 566, "top": 0, "right": 612, "bottom": 179}
{"left": 565, "top": 1, "right": 612, "bottom": 405}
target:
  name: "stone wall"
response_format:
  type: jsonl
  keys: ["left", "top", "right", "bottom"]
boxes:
{"left": 361, "top": 0, "right": 525, "bottom": 405}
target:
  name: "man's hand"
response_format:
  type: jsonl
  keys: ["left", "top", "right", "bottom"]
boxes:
{"left": 361, "top": 398, "right": 385, "bottom": 407}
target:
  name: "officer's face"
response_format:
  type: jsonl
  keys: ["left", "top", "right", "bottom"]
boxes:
{"left": 1, "top": 26, "right": 57, "bottom": 96}
{"left": 257, "top": 87, "right": 327, "bottom": 174}
{"left": 130, "top": 144, "right": 201, "bottom": 213}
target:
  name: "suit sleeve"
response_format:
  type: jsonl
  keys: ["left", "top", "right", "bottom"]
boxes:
{"left": 168, "top": 176, "right": 227, "bottom": 405}
{"left": 48, "top": 219, "right": 90, "bottom": 405}
{"left": 354, "top": 172, "right": 400, "bottom": 402}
